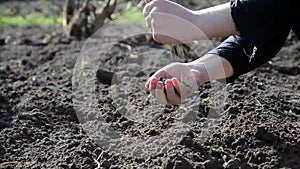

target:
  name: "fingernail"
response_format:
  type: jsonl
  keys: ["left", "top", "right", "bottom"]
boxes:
{"left": 145, "top": 81, "right": 150, "bottom": 89}
{"left": 166, "top": 80, "right": 172, "bottom": 89}
{"left": 152, "top": 78, "right": 158, "bottom": 83}
{"left": 172, "top": 78, "right": 179, "bottom": 87}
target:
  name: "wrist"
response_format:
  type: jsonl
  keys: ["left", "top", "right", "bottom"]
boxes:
{"left": 186, "top": 62, "right": 210, "bottom": 86}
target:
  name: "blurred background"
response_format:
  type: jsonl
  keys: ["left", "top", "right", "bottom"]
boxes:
{"left": 0, "top": 0, "right": 227, "bottom": 42}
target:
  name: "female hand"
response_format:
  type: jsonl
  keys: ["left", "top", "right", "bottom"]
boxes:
{"left": 145, "top": 62, "right": 203, "bottom": 106}
{"left": 143, "top": 0, "right": 202, "bottom": 44}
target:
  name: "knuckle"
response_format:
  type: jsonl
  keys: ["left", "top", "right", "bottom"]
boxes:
{"left": 143, "top": 5, "right": 151, "bottom": 16}
{"left": 142, "top": 8, "right": 147, "bottom": 16}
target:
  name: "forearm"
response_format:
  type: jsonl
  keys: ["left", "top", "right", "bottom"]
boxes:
{"left": 187, "top": 54, "right": 234, "bottom": 85}
{"left": 143, "top": 1, "right": 239, "bottom": 43}
{"left": 190, "top": 2, "right": 240, "bottom": 39}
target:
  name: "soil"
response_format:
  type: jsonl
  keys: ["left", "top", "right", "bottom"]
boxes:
{"left": 0, "top": 1, "right": 300, "bottom": 169}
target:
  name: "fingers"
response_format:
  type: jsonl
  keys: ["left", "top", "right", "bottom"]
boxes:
{"left": 171, "top": 77, "right": 181, "bottom": 96}
{"left": 151, "top": 81, "right": 168, "bottom": 105}
{"left": 143, "top": 0, "right": 157, "bottom": 31}
{"left": 146, "top": 77, "right": 158, "bottom": 89}
{"left": 145, "top": 70, "right": 170, "bottom": 89}
{"left": 165, "top": 79, "right": 181, "bottom": 105}
{"left": 145, "top": 71, "right": 184, "bottom": 106}
{"left": 145, "top": 78, "right": 182, "bottom": 106}
{"left": 143, "top": 0, "right": 155, "bottom": 17}
{"left": 145, "top": 77, "right": 154, "bottom": 89}
{"left": 172, "top": 77, "right": 194, "bottom": 100}
{"left": 152, "top": 69, "right": 170, "bottom": 79}
{"left": 143, "top": 0, "right": 167, "bottom": 42}
{"left": 143, "top": 4, "right": 150, "bottom": 17}
{"left": 145, "top": 15, "right": 152, "bottom": 30}
{"left": 145, "top": 63, "right": 198, "bottom": 105}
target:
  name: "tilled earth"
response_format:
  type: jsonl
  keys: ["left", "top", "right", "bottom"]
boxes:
{"left": 0, "top": 16, "right": 300, "bottom": 169}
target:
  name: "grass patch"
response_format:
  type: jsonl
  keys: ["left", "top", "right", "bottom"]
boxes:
{"left": 0, "top": 5, "right": 143, "bottom": 27}
{"left": 0, "top": 12, "right": 62, "bottom": 27}
{"left": 112, "top": 7, "right": 144, "bottom": 24}
{"left": 0, "top": 9, "right": 142, "bottom": 27}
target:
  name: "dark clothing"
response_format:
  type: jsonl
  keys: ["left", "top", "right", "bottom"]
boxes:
{"left": 209, "top": 0, "right": 300, "bottom": 82}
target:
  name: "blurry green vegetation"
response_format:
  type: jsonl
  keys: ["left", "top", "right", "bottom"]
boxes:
{"left": 0, "top": 8, "right": 143, "bottom": 27}
{"left": 211, "top": 0, "right": 222, "bottom": 6}
{"left": 112, "top": 7, "right": 144, "bottom": 24}
{"left": 0, "top": 0, "right": 144, "bottom": 27}
{"left": 0, "top": 12, "right": 62, "bottom": 27}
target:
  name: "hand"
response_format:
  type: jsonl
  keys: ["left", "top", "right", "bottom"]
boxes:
{"left": 143, "top": 0, "right": 201, "bottom": 44}
{"left": 145, "top": 62, "right": 203, "bottom": 106}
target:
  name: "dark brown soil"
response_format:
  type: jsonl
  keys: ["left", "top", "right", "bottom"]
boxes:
{"left": 0, "top": 2, "right": 299, "bottom": 169}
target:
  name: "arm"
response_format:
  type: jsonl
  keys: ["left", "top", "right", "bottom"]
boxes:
{"left": 143, "top": 0, "right": 239, "bottom": 43}
{"left": 191, "top": 2, "right": 240, "bottom": 38}
{"left": 145, "top": 54, "right": 233, "bottom": 106}
{"left": 143, "top": 0, "right": 236, "bottom": 105}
